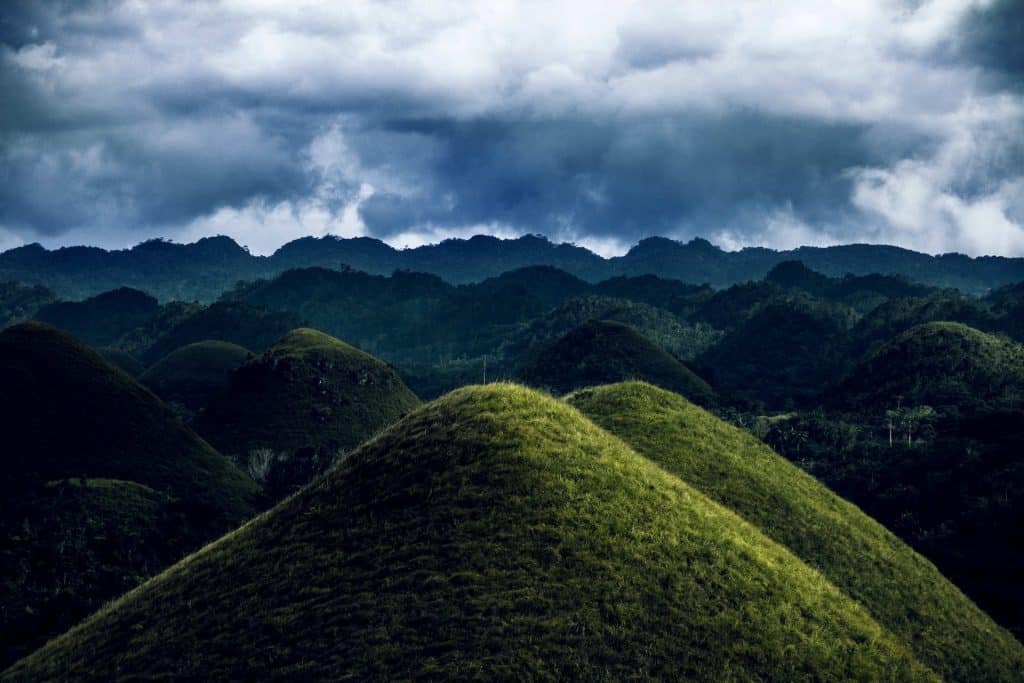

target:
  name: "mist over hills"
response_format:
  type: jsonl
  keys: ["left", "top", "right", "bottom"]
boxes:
{"left": 5, "top": 233, "right": 1024, "bottom": 302}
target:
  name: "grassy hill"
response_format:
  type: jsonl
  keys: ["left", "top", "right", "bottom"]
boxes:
{"left": 140, "top": 341, "right": 252, "bottom": 416}
{"left": 5, "top": 384, "right": 934, "bottom": 680}
{"left": 0, "top": 322, "right": 259, "bottom": 669}
{"left": 830, "top": 321, "right": 1024, "bottom": 414}
{"left": 568, "top": 382, "right": 1024, "bottom": 681}
{"left": 516, "top": 320, "right": 715, "bottom": 405}
{"left": 195, "top": 328, "right": 419, "bottom": 498}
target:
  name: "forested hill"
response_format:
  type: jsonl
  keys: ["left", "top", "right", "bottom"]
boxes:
{"left": 4, "top": 233, "right": 1024, "bottom": 301}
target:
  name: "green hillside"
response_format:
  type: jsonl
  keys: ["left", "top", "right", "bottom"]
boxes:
{"left": 140, "top": 341, "right": 252, "bottom": 415}
{"left": 195, "top": 328, "right": 419, "bottom": 498}
{"left": 516, "top": 319, "right": 715, "bottom": 405}
{"left": 5, "top": 385, "right": 933, "bottom": 681}
{"left": 568, "top": 382, "right": 1024, "bottom": 681}
{"left": 831, "top": 321, "right": 1024, "bottom": 413}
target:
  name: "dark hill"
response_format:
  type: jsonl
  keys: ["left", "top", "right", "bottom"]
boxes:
{"left": 508, "top": 295, "right": 722, "bottom": 362}
{"left": 0, "top": 322, "right": 258, "bottom": 517}
{"left": 516, "top": 320, "right": 715, "bottom": 404}
{"left": 472, "top": 265, "right": 590, "bottom": 307}
{"left": 4, "top": 233, "right": 1023, "bottom": 302}
{"left": 33, "top": 287, "right": 159, "bottom": 348}
{"left": 195, "top": 328, "right": 420, "bottom": 498}
{"left": 96, "top": 347, "right": 144, "bottom": 377}
{"left": 569, "top": 382, "right": 1024, "bottom": 681}
{"left": 0, "top": 323, "right": 258, "bottom": 668}
{"left": 140, "top": 341, "right": 252, "bottom": 416}
{"left": 698, "top": 297, "right": 853, "bottom": 408}
{"left": 142, "top": 301, "right": 302, "bottom": 364}
{"left": 830, "top": 321, "right": 1024, "bottom": 414}
{"left": 5, "top": 385, "right": 934, "bottom": 681}
{"left": 0, "top": 281, "right": 56, "bottom": 328}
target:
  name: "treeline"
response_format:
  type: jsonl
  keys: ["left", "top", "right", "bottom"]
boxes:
{"left": 5, "top": 232, "right": 1024, "bottom": 302}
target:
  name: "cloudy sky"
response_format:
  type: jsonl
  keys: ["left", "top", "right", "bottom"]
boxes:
{"left": 1, "top": 1, "right": 1022, "bottom": 256}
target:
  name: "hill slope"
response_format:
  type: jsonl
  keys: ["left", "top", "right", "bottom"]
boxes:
{"left": 516, "top": 320, "right": 715, "bottom": 404}
{"left": 568, "top": 382, "right": 1024, "bottom": 682}
{"left": 0, "top": 479, "right": 181, "bottom": 666}
{"left": 830, "top": 321, "right": 1024, "bottom": 413}
{"left": 195, "top": 328, "right": 419, "bottom": 497}
{"left": 0, "top": 322, "right": 258, "bottom": 518}
{"left": 5, "top": 384, "right": 933, "bottom": 680}
{"left": 0, "top": 323, "right": 259, "bottom": 668}
{"left": 140, "top": 341, "right": 252, "bottom": 415}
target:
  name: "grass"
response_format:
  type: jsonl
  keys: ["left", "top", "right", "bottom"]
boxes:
{"left": 568, "top": 381, "right": 1024, "bottom": 681}
{"left": 140, "top": 340, "right": 252, "bottom": 413}
{"left": 517, "top": 319, "right": 715, "bottom": 405}
{"left": 6, "top": 384, "right": 935, "bottom": 680}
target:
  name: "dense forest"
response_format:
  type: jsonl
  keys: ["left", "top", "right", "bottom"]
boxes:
{"left": 5, "top": 233, "right": 1024, "bottom": 301}
{"left": 3, "top": 237, "right": 1024, "bottom": 677}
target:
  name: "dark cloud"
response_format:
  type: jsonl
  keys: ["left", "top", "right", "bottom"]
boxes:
{"left": 0, "top": 2, "right": 1022, "bottom": 255}
{"left": 959, "top": 0, "right": 1024, "bottom": 83}
{"left": 358, "top": 113, "right": 885, "bottom": 241}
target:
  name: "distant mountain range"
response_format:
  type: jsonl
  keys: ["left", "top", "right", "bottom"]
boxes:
{"left": 4, "top": 233, "right": 1024, "bottom": 301}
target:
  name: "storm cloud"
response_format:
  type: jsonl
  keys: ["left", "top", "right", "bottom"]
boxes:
{"left": 0, "top": 1, "right": 1021, "bottom": 255}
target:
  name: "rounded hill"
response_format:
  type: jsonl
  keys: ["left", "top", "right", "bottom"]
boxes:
{"left": 194, "top": 328, "right": 419, "bottom": 497}
{"left": 0, "top": 322, "right": 258, "bottom": 520}
{"left": 830, "top": 321, "right": 1024, "bottom": 413}
{"left": 568, "top": 381, "right": 1024, "bottom": 682}
{"left": 516, "top": 319, "right": 715, "bottom": 405}
{"left": 140, "top": 340, "right": 252, "bottom": 415}
{"left": 7, "top": 384, "right": 934, "bottom": 681}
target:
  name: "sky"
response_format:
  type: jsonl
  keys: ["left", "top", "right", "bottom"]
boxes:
{"left": 0, "top": 1, "right": 1022, "bottom": 257}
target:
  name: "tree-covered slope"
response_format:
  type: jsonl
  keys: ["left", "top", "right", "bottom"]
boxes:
{"left": 568, "top": 382, "right": 1024, "bottom": 682}
{"left": 140, "top": 341, "right": 252, "bottom": 415}
{"left": 516, "top": 320, "right": 715, "bottom": 405}
{"left": 830, "top": 321, "right": 1024, "bottom": 414}
{"left": 141, "top": 302, "right": 302, "bottom": 364}
{"left": 194, "top": 328, "right": 419, "bottom": 498}
{"left": 5, "top": 385, "right": 933, "bottom": 681}
{"left": 33, "top": 287, "right": 160, "bottom": 349}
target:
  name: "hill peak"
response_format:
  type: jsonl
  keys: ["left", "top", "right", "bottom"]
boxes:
{"left": 8, "top": 383, "right": 933, "bottom": 680}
